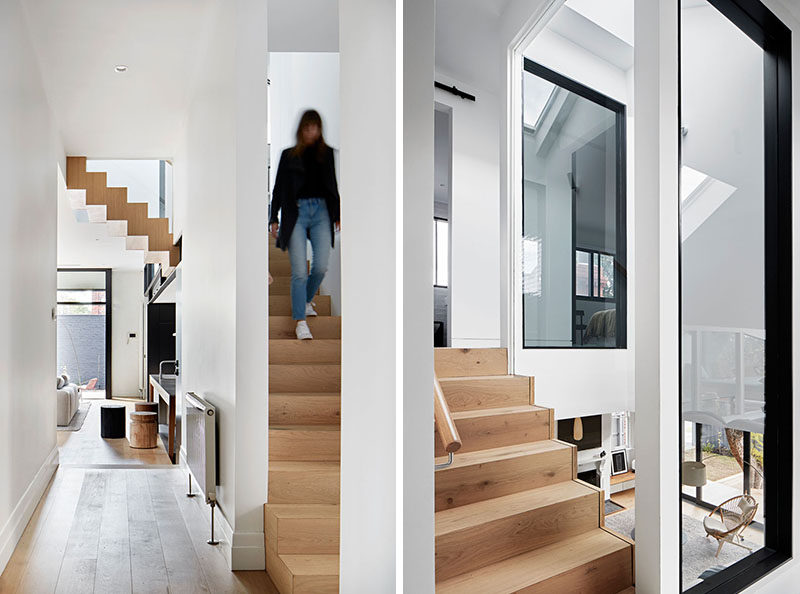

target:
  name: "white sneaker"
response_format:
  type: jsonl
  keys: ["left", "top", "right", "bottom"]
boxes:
{"left": 295, "top": 320, "right": 313, "bottom": 340}
{"left": 305, "top": 302, "right": 318, "bottom": 317}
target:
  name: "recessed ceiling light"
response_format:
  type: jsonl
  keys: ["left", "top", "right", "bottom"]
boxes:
{"left": 114, "top": 65, "right": 128, "bottom": 73}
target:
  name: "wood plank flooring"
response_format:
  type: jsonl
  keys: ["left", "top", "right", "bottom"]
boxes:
{"left": 2, "top": 398, "right": 278, "bottom": 593}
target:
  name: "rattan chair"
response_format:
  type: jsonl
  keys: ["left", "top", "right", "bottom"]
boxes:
{"left": 703, "top": 494, "right": 758, "bottom": 557}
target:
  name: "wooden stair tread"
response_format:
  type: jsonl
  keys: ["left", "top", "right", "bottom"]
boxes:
{"left": 435, "top": 480, "right": 596, "bottom": 536}
{"left": 280, "top": 554, "right": 339, "bottom": 576}
{"left": 271, "top": 425, "right": 340, "bottom": 432}
{"left": 435, "top": 440, "right": 571, "bottom": 469}
{"left": 439, "top": 374, "right": 523, "bottom": 382}
{"left": 436, "top": 528, "right": 631, "bottom": 592}
{"left": 451, "top": 404, "right": 548, "bottom": 420}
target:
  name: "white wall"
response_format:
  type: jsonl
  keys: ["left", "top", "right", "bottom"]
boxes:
{"left": 434, "top": 74, "right": 502, "bottom": 348}
{"left": 338, "top": 0, "right": 398, "bottom": 589}
{"left": 268, "top": 52, "right": 342, "bottom": 314}
{"left": 111, "top": 270, "right": 144, "bottom": 398}
{"left": 0, "top": 0, "right": 62, "bottom": 576}
{"left": 405, "top": 0, "right": 436, "bottom": 590}
{"left": 174, "top": 0, "right": 268, "bottom": 570}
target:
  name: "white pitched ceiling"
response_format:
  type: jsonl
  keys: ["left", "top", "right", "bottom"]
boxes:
{"left": 21, "top": 0, "right": 217, "bottom": 159}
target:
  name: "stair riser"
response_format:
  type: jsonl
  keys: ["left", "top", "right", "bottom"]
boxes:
{"left": 270, "top": 276, "right": 320, "bottom": 296}
{"left": 435, "top": 448, "right": 573, "bottom": 511}
{"left": 270, "top": 339, "right": 341, "bottom": 364}
{"left": 270, "top": 318, "right": 342, "bottom": 340}
{"left": 440, "top": 377, "right": 533, "bottom": 412}
{"left": 269, "top": 395, "right": 341, "bottom": 425}
{"left": 266, "top": 547, "right": 339, "bottom": 594}
{"left": 270, "top": 365, "right": 341, "bottom": 393}
{"left": 435, "top": 348, "right": 509, "bottom": 378}
{"left": 269, "top": 469, "right": 340, "bottom": 504}
{"left": 435, "top": 491, "right": 600, "bottom": 582}
{"left": 434, "top": 409, "right": 551, "bottom": 457}
{"left": 268, "top": 517, "right": 340, "bottom": 555}
{"left": 270, "top": 295, "right": 332, "bottom": 317}
{"left": 270, "top": 429, "right": 340, "bottom": 461}
{"left": 268, "top": 258, "right": 293, "bottom": 276}
{"left": 518, "top": 546, "right": 633, "bottom": 594}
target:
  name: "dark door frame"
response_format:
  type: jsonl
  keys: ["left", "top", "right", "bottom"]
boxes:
{"left": 57, "top": 268, "right": 113, "bottom": 399}
{"left": 521, "top": 58, "right": 628, "bottom": 349}
{"left": 679, "top": 0, "right": 792, "bottom": 591}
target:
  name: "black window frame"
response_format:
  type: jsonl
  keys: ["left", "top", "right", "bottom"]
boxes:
{"left": 522, "top": 59, "right": 628, "bottom": 349}
{"left": 678, "top": 0, "right": 793, "bottom": 590}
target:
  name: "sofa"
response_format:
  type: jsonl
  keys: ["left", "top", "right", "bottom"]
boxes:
{"left": 56, "top": 374, "right": 81, "bottom": 426}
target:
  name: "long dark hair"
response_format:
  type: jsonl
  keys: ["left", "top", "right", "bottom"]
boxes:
{"left": 291, "top": 109, "right": 327, "bottom": 158}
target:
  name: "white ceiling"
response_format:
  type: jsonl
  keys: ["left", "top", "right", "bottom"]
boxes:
{"left": 268, "top": 0, "right": 338, "bottom": 52}
{"left": 21, "top": 0, "right": 217, "bottom": 159}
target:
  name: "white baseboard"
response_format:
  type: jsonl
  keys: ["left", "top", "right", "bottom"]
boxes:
{"left": 177, "top": 450, "right": 265, "bottom": 571}
{"left": 0, "top": 446, "right": 59, "bottom": 576}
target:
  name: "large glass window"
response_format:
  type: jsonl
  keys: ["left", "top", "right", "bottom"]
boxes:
{"left": 680, "top": 0, "right": 792, "bottom": 590}
{"left": 522, "top": 60, "right": 626, "bottom": 348}
{"left": 56, "top": 270, "right": 110, "bottom": 398}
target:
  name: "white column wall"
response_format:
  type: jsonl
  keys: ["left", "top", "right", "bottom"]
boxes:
{"left": 175, "top": 0, "right": 267, "bottom": 570}
{"left": 633, "top": 0, "right": 680, "bottom": 591}
{"left": 338, "top": 0, "right": 398, "bottom": 590}
{"left": 405, "top": 0, "right": 436, "bottom": 591}
{"left": 111, "top": 270, "right": 144, "bottom": 398}
{"left": 0, "top": 0, "right": 62, "bottom": 576}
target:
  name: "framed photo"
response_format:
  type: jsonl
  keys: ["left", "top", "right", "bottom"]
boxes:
{"left": 611, "top": 449, "right": 628, "bottom": 475}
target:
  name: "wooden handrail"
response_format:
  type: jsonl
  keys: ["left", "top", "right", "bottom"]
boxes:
{"left": 434, "top": 375, "right": 462, "bottom": 454}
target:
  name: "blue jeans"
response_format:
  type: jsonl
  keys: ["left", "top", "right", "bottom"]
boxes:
{"left": 288, "top": 198, "right": 332, "bottom": 320}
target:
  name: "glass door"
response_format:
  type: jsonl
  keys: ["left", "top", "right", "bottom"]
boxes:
{"left": 57, "top": 270, "right": 111, "bottom": 398}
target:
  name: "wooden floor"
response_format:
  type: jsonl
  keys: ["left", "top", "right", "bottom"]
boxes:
{"left": 58, "top": 399, "right": 172, "bottom": 466}
{"left": 2, "top": 398, "right": 278, "bottom": 593}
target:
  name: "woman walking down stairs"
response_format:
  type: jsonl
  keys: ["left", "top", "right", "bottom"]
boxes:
{"left": 433, "top": 347, "right": 635, "bottom": 593}
{"left": 265, "top": 240, "right": 341, "bottom": 594}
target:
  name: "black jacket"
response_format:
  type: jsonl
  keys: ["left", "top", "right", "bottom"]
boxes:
{"left": 269, "top": 145, "right": 340, "bottom": 250}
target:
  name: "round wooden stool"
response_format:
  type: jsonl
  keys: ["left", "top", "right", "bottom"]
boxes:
{"left": 135, "top": 402, "right": 158, "bottom": 414}
{"left": 129, "top": 411, "right": 158, "bottom": 449}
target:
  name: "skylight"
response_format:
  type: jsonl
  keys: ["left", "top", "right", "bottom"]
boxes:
{"left": 523, "top": 75, "right": 556, "bottom": 131}
{"left": 681, "top": 165, "right": 708, "bottom": 202}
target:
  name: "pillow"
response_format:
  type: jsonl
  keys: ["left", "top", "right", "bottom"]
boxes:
{"left": 56, "top": 376, "right": 65, "bottom": 390}
{"left": 61, "top": 373, "right": 70, "bottom": 386}
{"left": 738, "top": 498, "right": 757, "bottom": 518}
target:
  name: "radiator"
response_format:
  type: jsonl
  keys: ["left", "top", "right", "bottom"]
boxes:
{"left": 185, "top": 392, "right": 217, "bottom": 504}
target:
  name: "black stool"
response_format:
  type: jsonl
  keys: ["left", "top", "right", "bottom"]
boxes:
{"left": 100, "top": 404, "right": 126, "bottom": 438}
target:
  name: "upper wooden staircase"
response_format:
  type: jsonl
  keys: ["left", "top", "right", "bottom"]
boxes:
{"left": 66, "top": 157, "right": 180, "bottom": 276}
{"left": 265, "top": 240, "right": 341, "bottom": 594}
{"left": 433, "top": 347, "right": 635, "bottom": 593}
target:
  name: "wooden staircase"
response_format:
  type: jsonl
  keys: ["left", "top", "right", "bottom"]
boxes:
{"left": 265, "top": 240, "right": 341, "bottom": 594}
{"left": 433, "top": 347, "right": 635, "bottom": 593}
{"left": 65, "top": 156, "right": 180, "bottom": 276}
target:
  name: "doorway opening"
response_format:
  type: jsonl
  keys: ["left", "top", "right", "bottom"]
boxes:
{"left": 57, "top": 268, "right": 112, "bottom": 399}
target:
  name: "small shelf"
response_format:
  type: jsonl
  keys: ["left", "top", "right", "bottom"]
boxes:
{"left": 610, "top": 470, "right": 635, "bottom": 486}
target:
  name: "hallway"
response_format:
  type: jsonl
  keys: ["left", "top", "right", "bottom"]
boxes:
{"left": 2, "top": 399, "right": 277, "bottom": 593}
{"left": 0, "top": 467, "right": 277, "bottom": 593}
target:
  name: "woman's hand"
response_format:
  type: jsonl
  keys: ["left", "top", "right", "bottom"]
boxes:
{"left": 270, "top": 223, "right": 279, "bottom": 238}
